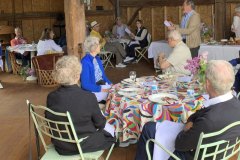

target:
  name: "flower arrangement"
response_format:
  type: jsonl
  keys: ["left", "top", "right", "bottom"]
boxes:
{"left": 200, "top": 23, "right": 213, "bottom": 42}
{"left": 19, "top": 65, "right": 35, "bottom": 80}
{"left": 184, "top": 51, "right": 208, "bottom": 84}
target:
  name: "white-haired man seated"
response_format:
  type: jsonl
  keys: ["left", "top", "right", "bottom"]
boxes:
{"left": 135, "top": 60, "right": 240, "bottom": 160}
{"left": 158, "top": 30, "right": 192, "bottom": 75}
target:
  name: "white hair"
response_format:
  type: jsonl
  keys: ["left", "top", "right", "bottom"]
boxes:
{"left": 84, "top": 36, "right": 100, "bottom": 53}
{"left": 168, "top": 30, "right": 182, "bottom": 41}
{"left": 52, "top": 55, "right": 81, "bottom": 85}
{"left": 205, "top": 60, "right": 235, "bottom": 95}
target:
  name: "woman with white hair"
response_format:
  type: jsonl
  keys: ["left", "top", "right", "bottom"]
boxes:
{"left": 81, "top": 36, "right": 112, "bottom": 103}
{"left": 231, "top": 5, "right": 240, "bottom": 38}
{"left": 46, "top": 55, "right": 115, "bottom": 155}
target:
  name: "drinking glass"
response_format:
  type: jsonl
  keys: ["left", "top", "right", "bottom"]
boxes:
{"left": 129, "top": 71, "right": 136, "bottom": 82}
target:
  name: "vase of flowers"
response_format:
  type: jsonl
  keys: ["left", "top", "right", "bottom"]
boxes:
{"left": 19, "top": 65, "right": 35, "bottom": 81}
{"left": 184, "top": 52, "right": 208, "bottom": 92}
{"left": 200, "top": 23, "right": 213, "bottom": 43}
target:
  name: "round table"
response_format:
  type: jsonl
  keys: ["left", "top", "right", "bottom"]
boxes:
{"left": 104, "top": 76, "right": 204, "bottom": 147}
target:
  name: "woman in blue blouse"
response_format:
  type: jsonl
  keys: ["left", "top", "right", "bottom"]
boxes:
{"left": 81, "top": 36, "right": 112, "bottom": 102}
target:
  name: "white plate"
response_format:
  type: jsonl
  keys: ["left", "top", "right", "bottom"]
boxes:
{"left": 118, "top": 91, "right": 138, "bottom": 97}
{"left": 120, "top": 87, "right": 141, "bottom": 92}
{"left": 123, "top": 78, "right": 140, "bottom": 83}
{"left": 148, "top": 93, "right": 178, "bottom": 105}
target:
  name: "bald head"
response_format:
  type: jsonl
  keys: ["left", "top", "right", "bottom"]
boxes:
{"left": 205, "top": 60, "right": 235, "bottom": 95}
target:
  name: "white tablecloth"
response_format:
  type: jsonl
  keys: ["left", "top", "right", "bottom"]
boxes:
{"left": 148, "top": 41, "right": 240, "bottom": 68}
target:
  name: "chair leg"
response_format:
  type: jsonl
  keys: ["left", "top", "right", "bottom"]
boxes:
{"left": 105, "top": 143, "right": 115, "bottom": 160}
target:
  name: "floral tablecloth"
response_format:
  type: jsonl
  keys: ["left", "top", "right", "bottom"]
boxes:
{"left": 104, "top": 76, "right": 204, "bottom": 146}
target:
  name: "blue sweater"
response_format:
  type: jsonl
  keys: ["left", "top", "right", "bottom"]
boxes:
{"left": 81, "top": 53, "right": 112, "bottom": 92}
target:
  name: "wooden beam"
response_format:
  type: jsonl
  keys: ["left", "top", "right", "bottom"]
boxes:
{"left": 0, "top": 12, "right": 61, "bottom": 21}
{"left": 225, "top": 0, "right": 240, "bottom": 2}
{"left": 214, "top": 0, "right": 226, "bottom": 40}
{"left": 64, "top": 0, "right": 85, "bottom": 57}
{"left": 120, "top": 0, "right": 215, "bottom": 7}
{"left": 127, "top": 7, "right": 143, "bottom": 26}
{"left": 108, "top": 0, "right": 115, "bottom": 6}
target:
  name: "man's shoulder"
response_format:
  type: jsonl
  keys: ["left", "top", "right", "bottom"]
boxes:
{"left": 191, "top": 10, "right": 200, "bottom": 19}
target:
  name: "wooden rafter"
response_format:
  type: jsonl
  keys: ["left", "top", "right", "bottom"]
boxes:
{"left": 120, "top": 0, "right": 215, "bottom": 7}
{"left": 127, "top": 7, "right": 143, "bottom": 26}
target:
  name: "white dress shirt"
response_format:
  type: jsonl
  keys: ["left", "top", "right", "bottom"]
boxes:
{"left": 203, "top": 91, "right": 233, "bottom": 108}
{"left": 37, "top": 39, "right": 62, "bottom": 56}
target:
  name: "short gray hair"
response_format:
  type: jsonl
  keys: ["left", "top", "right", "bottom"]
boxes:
{"left": 205, "top": 60, "right": 235, "bottom": 95}
{"left": 52, "top": 55, "right": 81, "bottom": 85}
{"left": 84, "top": 36, "right": 100, "bottom": 53}
{"left": 185, "top": 0, "right": 195, "bottom": 10}
{"left": 168, "top": 30, "right": 182, "bottom": 41}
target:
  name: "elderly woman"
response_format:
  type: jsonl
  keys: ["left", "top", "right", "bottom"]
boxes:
{"left": 46, "top": 55, "right": 115, "bottom": 155}
{"left": 37, "top": 28, "right": 63, "bottom": 56}
{"left": 10, "top": 27, "right": 30, "bottom": 66}
{"left": 81, "top": 36, "right": 112, "bottom": 103}
{"left": 231, "top": 6, "right": 240, "bottom": 38}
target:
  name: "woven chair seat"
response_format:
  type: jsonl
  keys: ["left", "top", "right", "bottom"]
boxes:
{"left": 32, "top": 53, "right": 63, "bottom": 87}
{"left": 9, "top": 52, "right": 21, "bottom": 75}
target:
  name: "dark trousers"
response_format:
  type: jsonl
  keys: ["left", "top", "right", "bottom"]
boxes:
{"left": 126, "top": 44, "right": 140, "bottom": 58}
{"left": 135, "top": 122, "right": 188, "bottom": 160}
{"left": 15, "top": 52, "right": 30, "bottom": 67}
{"left": 135, "top": 122, "right": 156, "bottom": 160}
{"left": 190, "top": 46, "right": 200, "bottom": 58}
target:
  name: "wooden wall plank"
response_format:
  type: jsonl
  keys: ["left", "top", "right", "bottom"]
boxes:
{"left": 152, "top": 7, "right": 165, "bottom": 40}
{"left": 32, "top": 19, "right": 51, "bottom": 41}
{"left": 32, "top": 0, "right": 50, "bottom": 12}
{"left": 22, "top": 20, "right": 34, "bottom": 42}
{"left": 0, "top": 0, "right": 13, "bottom": 13}
{"left": 15, "top": 0, "right": 24, "bottom": 13}
{"left": 141, "top": 7, "right": 152, "bottom": 36}
{"left": 23, "top": 0, "right": 32, "bottom": 12}
{"left": 50, "top": 0, "right": 64, "bottom": 12}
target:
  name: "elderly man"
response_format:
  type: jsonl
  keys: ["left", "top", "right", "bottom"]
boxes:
{"left": 167, "top": 0, "right": 201, "bottom": 58}
{"left": 158, "top": 30, "right": 192, "bottom": 75}
{"left": 135, "top": 60, "right": 240, "bottom": 160}
{"left": 10, "top": 27, "right": 30, "bottom": 66}
{"left": 112, "top": 17, "right": 130, "bottom": 39}
{"left": 90, "top": 20, "right": 129, "bottom": 68}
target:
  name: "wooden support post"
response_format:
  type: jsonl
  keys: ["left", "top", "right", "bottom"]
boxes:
{"left": 64, "top": 0, "right": 86, "bottom": 57}
{"left": 214, "top": 0, "right": 226, "bottom": 40}
{"left": 115, "top": 0, "right": 120, "bottom": 17}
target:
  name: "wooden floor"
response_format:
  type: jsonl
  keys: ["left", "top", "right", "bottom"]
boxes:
{"left": 0, "top": 60, "right": 156, "bottom": 160}
{"left": 0, "top": 60, "right": 238, "bottom": 160}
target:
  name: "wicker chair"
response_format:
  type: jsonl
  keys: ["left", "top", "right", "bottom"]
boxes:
{"left": 32, "top": 53, "right": 63, "bottom": 87}
{"left": 9, "top": 52, "right": 22, "bottom": 74}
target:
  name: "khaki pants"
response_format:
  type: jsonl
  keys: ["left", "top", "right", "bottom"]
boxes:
{"left": 104, "top": 42, "right": 126, "bottom": 64}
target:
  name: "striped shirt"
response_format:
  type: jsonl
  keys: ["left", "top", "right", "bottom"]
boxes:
{"left": 93, "top": 57, "right": 103, "bottom": 83}
{"left": 181, "top": 10, "right": 194, "bottom": 39}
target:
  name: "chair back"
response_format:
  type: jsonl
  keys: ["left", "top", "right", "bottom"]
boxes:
{"left": 147, "top": 33, "right": 152, "bottom": 47}
{"left": 9, "top": 52, "right": 21, "bottom": 74}
{"left": 194, "top": 121, "right": 240, "bottom": 160}
{"left": 27, "top": 100, "right": 86, "bottom": 159}
{"left": 32, "top": 53, "right": 63, "bottom": 87}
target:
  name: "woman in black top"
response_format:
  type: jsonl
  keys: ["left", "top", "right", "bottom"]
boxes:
{"left": 46, "top": 55, "right": 115, "bottom": 155}
{"left": 124, "top": 19, "right": 149, "bottom": 62}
